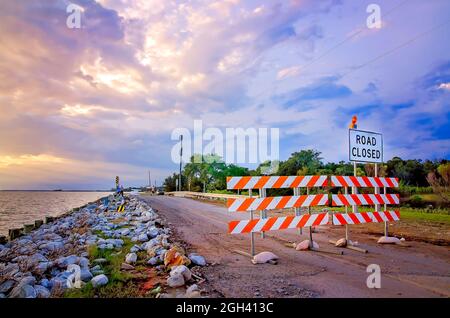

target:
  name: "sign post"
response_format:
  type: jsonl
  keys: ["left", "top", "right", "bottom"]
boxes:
{"left": 348, "top": 124, "right": 386, "bottom": 245}
{"left": 330, "top": 118, "right": 384, "bottom": 252}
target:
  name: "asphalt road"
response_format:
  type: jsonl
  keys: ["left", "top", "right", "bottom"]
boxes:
{"left": 140, "top": 195, "right": 450, "bottom": 298}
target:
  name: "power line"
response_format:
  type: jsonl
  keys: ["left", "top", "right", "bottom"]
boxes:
{"left": 340, "top": 18, "right": 450, "bottom": 79}
{"left": 252, "top": 0, "right": 411, "bottom": 100}
{"left": 296, "top": 0, "right": 411, "bottom": 74}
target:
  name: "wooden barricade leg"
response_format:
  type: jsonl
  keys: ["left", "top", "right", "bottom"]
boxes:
{"left": 249, "top": 189, "right": 255, "bottom": 257}
{"left": 345, "top": 186, "right": 349, "bottom": 241}
{"left": 260, "top": 188, "right": 266, "bottom": 239}
{"left": 328, "top": 186, "right": 368, "bottom": 253}
{"left": 305, "top": 187, "right": 343, "bottom": 255}
{"left": 294, "top": 188, "right": 302, "bottom": 235}
{"left": 307, "top": 187, "right": 313, "bottom": 248}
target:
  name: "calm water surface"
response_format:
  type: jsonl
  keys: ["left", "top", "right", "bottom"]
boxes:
{"left": 0, "top": 191, "right": 111, "bottom": 235}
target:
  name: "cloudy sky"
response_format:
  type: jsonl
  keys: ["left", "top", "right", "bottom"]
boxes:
{"left": 0, "top": 0, "right": 449, "bottom": 190}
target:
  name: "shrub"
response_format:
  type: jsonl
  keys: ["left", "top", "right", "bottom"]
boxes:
{"left": 409, "top": 195, "right": 424, "bottom": 208}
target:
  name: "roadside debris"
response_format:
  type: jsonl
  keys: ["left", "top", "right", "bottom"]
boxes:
{"left": 164, "top": 246, "right": 191, "bottom": 269}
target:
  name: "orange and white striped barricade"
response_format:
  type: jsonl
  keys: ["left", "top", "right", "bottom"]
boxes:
{"left": 226, "top": 176, "right": 329, "bottom": 255}
{"left": 332, "top": 175, "right": 400, "bottom": 235}
{"left": 331, "top": 193, "right": 400, "bottom": 206}
{"left": 227, "top": 175, "right": 328, "bottom": 190}
{"left": 332, "top": 210, "right": 400, "bottom": 226}
{"left": 330, "top": 176, "right": 399, "bottom": 188}
{"left": 330, "top": 176, "right": 400, "bottom": 251}
{"left": 227, "top": 194, "right": 329, "bottom": 212}
{"left": 228, "top": 213, "right": 329, "bottom": 234}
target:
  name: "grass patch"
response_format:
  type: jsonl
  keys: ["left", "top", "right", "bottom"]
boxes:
{"left": 325, "top": 206, "right": 449, "bottom": 217}
{"left": 399, "top": 209, "right": 450, "bottom": 224}
{"left": 416, "top": 193, "right": 442, "bottom": 201}
{"left": 64, "top": 237, "right": 143, "bottom": 298}
{"left": 93, "top": 230, "right": 106, "bottom": 238}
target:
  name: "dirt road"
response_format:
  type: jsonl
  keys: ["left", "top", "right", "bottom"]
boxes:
{"left": 140, "top": 195, "right": 450, "bottom": 298}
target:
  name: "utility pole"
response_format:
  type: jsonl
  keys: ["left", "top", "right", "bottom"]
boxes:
{"left": 148, "top": 170, "right": 151, "bottom": 188}
{"left": 179, "top": 135, "right": 183, "bottom": 191}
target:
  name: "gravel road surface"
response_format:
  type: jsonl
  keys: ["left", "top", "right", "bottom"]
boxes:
{"left": 141, "top": 195, "right": 450, "bottom": 298}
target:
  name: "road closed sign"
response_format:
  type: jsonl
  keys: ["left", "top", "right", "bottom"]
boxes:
{"left": 349, "top": 129, "right": 383, "bottom": 163}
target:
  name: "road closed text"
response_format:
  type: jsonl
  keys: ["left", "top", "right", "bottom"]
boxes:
{"left": 349, "top": 129, "right": 383, "bottom": 163}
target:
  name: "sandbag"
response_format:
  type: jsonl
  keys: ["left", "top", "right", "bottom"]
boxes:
{"left": 377, "top": 236, "right": 401, "bottom": 244}
{"left": 295, "top": 240, "right": 319, "bottom": 251}
{"left": 335, "top": 238, "right": 347, "bottom": 247}
{"left": 251, "top": 251, "right": 278, "bottom": 264}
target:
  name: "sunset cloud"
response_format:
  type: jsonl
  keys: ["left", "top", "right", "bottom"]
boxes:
{"left": 0, "top": 0, "right": 449, "bottom": 189}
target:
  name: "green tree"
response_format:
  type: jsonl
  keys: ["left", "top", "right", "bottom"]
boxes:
{"left": 278, "top": 150, "right": 323, "bottom": 175}
{"left": 427, "top": 163, "right": 450, "bottom": 203}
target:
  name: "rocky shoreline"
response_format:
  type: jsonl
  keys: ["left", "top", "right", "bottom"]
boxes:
{"left": 0, "top": 194, "right": 206, "bottom": 298}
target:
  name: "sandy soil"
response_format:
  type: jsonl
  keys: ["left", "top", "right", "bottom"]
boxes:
{"left": 140, "top": 195, "right": 450, "bottom": 298}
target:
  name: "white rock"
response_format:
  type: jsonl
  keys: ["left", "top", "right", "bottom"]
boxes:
{"left": 33, "top": 262, "right": 51, "bottom": 275}
{"left": 28, "top": 253, "right": 48, "bottom": 263}
{"left": 167, "top": 274, "right": 185, "bottom": 288}
{"left": 107, "top": 238, "right": 123, "bottom": 247}
{"left": 80, "top": 269, "right": 93, "bottom": 282}
{"left": 188, "top": 253, "right": 206, "bottom": 266}
{"left": 142, "top": 239, "right": 158, "bottom": 251}
{"left": 138, "top": 233, "right": 148, "bottom": 242}
{"left": 0, "top": 280, "right": 15, "bottom": 294}
{"left": 125, "top": 253, "right": 137, "bottom": 264}
{"left": 120, "top": 263, "right": 135, "bottom": 270}
{"left": 19, "top": 276, "right": 36, "bottom": 287}
{"left": 186, "top": 284, "right": 199, "bottom": 293}
{"left": 9, "top": 284, "right": 37, "bottom": 298}
{"left": 91, "top": 274, "right": 108, "bottom": 288}
{"left": 39, "top": 241, "right": 64, "bottom": 252}
{"left": 147, "top": 228, "right": 159, "bottom": 238}
{"left": 50, "top": 277, "right": 66, "bottom": 292}
{"left": 78, "top": 257, "right": 90, "bottom": 269}
{"left": 147, "top": 257, "right": 160, "bottom": 266}
{"left": 186, "top": 284, "right": 201, "bottom": 298}
{"left": 59, "top": 255, "right": 79, "bottom": 267}
{"left": 120, "top": 228, "right": 130, "bottom": 236}
{"left": 34, "top": 285, "right": 50, "bottom": 298}
{"left": 170, "top": 265, "right": 192, "bottom": 281}
{"left": 93, "top": 258, "right": 107, "bottom": 265}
